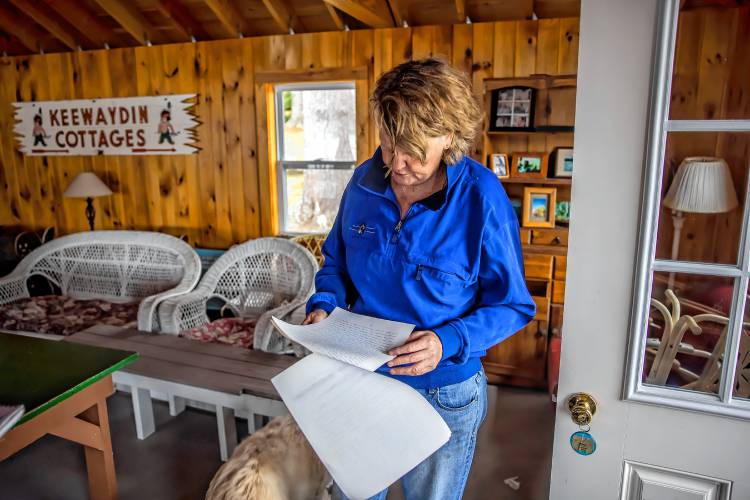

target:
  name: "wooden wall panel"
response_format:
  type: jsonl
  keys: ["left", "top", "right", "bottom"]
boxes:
{"left": 0, "top": 19, "right": 580, "bottom": 248}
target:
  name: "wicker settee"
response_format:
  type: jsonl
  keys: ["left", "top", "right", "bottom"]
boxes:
{"left": 159, "top": 237, "right": 318, "bottom": 353}
{"left": 0, "top": 230, "right": 201, "bottom": 333}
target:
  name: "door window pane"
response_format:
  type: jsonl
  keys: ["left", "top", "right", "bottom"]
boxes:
{"left": 280, "top": 87, "right": 356, "bottom": 162}
{"left": 669, "top": 8, "right": 750, "bottom": 120}
{"left": 655, "top": 132, "right": 747, "bottom": 265}
{"left": 733, "top": 297, "right": 750, "bottom": 400}
{"left": 643, "top": 272, "right": 737, "bottom": 395}
{"left": 283, "top": 168, "right": 354, "bottom": 234}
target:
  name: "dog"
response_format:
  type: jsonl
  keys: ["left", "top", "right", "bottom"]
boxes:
{"left": 205, "top": 415, "right": 331, "bottom": 500}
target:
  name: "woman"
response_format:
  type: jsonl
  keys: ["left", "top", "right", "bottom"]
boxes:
{"left": 303, "top": 58, "right": 536, "bottom": 500}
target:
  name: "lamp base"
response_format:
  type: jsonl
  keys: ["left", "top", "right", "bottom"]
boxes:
{"left": 85, "top": 197, "right": 96, "bottom": 231}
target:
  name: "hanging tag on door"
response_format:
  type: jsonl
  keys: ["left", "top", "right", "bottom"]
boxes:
{"left": 570, "top": 429, "right": 596, "bottom": 456}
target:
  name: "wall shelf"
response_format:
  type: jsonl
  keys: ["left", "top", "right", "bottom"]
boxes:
{"left": 501, "top": 177, "right": 572, "bottom": 186}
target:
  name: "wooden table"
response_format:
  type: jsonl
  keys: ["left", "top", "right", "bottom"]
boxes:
{"left": 0, "top": 332, "right": 137, "bottom": 500}
{"left": 65, "top": 325, "right": 296, "bottom": 461}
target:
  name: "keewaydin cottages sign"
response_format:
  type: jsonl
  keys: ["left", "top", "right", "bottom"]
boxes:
{"left": 13, "top": 94, "right": 198, "bottom": 156}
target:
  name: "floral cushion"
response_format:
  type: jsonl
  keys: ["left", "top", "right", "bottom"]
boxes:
{"left": 0, "top": 295, "right": 139, "bottom": 336}
{"left": 179, "top": 317, "right": 256, "bottom": 349}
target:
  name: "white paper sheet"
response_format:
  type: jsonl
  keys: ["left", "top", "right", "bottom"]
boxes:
{"left": 271, "top": 307, "right": 414, "bottom": 371}
{"left": 272, "top": 353, "right": 451, "bottom": 500}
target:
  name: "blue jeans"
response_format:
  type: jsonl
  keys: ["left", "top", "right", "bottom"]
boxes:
{"left": 334, "top": 370, "right": 488, "bottom": 500}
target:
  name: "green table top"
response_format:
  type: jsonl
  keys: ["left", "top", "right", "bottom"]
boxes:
{"left": 0, "top": 333, "right": 137, "bottom": 426}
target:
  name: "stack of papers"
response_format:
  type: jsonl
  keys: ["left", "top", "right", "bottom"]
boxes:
{"left": 271, "top": 308, "right": 451, "bottom": 500}
{"left": 0, "top": 404, "right": 25, "bottom": 438}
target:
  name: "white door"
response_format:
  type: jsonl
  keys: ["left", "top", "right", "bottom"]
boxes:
{"left": 550, "top": 0, "right": 750, "bottom": 498}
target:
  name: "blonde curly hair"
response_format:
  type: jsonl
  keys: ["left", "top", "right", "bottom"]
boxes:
{"left": 371, "top": 58, "right": 481, "bottom": 165}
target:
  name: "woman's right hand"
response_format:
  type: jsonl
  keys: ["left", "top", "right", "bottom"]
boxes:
{"left": 302, "top": 309, "right": 328, "bottom": 325}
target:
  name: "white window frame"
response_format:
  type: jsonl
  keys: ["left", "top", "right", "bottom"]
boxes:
{"left": 274, "top": 82, "right": 357, "bottom": 235}
{"left": 624, "top": 0, "right": 750, "bottom": 419}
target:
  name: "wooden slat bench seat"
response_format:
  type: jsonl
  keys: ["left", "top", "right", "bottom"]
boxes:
{"left": 64, "top": 324, "right": 296, "bottom": 461}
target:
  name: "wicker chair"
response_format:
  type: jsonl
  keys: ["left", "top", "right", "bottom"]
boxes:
{"left": 158, "top": 237, "right": 318, "bottom": 353}
{"left": 0, "top": 230, "right": 201, "bottom": 332}
{"left": 290, "top": 233, "right": 327, "bottom": 267}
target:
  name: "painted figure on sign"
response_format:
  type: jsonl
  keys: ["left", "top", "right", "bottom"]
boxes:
{"left": 32, "top": 113, "right": 49, "bottom": 147}
{"left": 157, "top": 107, "right": 176, "bottom": 145}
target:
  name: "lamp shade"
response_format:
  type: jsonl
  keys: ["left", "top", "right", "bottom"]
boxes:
{"left": 63, "top": 172, "right": 113, "bottom": 198}
{"left": 663, "top": 157, "right": 738, "bottom": 214}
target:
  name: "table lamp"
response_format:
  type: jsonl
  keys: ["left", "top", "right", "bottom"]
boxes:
{"left": 662, "top": 157, "right": 738, "bottom": 289}
{"left": 63, "top": 172, "right": 113, "bottom": 231}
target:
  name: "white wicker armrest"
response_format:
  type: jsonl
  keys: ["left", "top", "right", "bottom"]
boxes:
{"left": 254, "top": 299, "right": 308, "bottom": 353}
{"left": 157, "top": 291, "right": 211, "bottom": 335}
{"left": 0, "top": 274, "right": 31, "bottom": 306}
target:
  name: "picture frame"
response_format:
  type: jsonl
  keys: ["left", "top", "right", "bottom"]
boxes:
{"left": 511, "top": 152, "right": 549, "bottom": 178}
{"left": 522, "top": 187, "right": 557, "bottom": 228}
{"left": 489, "top": 153, "right": 509, "bottom": 178}
{"left": 554, "top": 148, "right": 574, "bottom": 178}
{"left": 489, "top": 86, "right": 535, "bottom": 131}
{"left": 555, "top": 200, "right": 571, "bottom": 225}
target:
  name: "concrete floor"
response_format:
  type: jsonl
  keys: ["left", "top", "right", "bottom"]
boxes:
{"left": 0, "top": 385, "right": 554, "bottom": 500}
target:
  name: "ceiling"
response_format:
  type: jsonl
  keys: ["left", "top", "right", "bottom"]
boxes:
{"left": 0, "top": 0, "right": 581, "bottom": 56}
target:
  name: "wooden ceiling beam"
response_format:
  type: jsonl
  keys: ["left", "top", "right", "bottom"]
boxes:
{"left": 386, "top": 0, "right": 404, "bottom": 26}
{"left": 44, "top": 0, "right": 113, "bottom": 48}
{"left": 324, "top": 3, "right": 345, "bottom": 30}
{"left": 322, "top": 0, "right": 394, "bottom": 28}
{"left": 0, "top": 3, "right": 45, "bottom": 52}
{"left": 154, "top": 0, "right": 208, "bottom": 41}
{"left": 92, "top": 0, "right": 163, "bottom": 45}
{"left": 204, "top": 0, "right": 251, "bottom": 38}
{"left": 454, "top": 0, "right": 466, "bottom": 22}
{"left": 9, "top": 0, "right": 79, "bottom": 50}
{"left": 261, "top": 0, "right": 297, "bottom": 34}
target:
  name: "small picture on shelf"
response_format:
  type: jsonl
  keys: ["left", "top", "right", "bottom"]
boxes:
{"left": 489, "top": 153, "right": 509, "bottom": 178}
{"left": 490, "top": 86, "right": 535, "bottom": 131}
{"left": 511, "top": 152, "right": 549, "bottom": 178}
{"left": 523, "top": 187, "right": 557, "bottom": 228}
{"left": 556, "top": 201, "right": 571, "bottom": 225}
{"left": 554, "top": 148, "right": 574, "bottom": 178}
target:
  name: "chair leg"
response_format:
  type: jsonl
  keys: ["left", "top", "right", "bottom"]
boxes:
{"left": 216, "top": 406, "right": 237, "bottom": 462}
{"left": 131, "top": 387, "right": 155, "bottom": 440}
{"left": 168, "top": 395, "right": 186, "bottom": 416}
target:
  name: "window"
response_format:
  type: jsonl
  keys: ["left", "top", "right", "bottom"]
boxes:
{"left": 275, "top": 83, "right": 357, "bottom": 234}
{"left": 625, "top": 0, "right": 750, "bottom": 418}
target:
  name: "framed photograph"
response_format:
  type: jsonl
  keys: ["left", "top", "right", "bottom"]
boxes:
{"left": 489, "top": 86, "right": 535, "bottom": 131}
{"left": 522, "top": 187, "right": 557, "bottom": 228}
{"left": 554, "top": 148, "right": 574, "bottom": 177}
{"left": 555, "top": 200, "right": 571, "bottom": 224}
{"left": 489, "top": 153, "right": 509, "bottom": 178}
{"left": 511, "top": 152, "right": 549, "bottom": 178}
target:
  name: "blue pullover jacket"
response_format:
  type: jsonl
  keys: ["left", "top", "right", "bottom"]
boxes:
{"left": 306, "top": 148, "right": 536, "bottom": 389}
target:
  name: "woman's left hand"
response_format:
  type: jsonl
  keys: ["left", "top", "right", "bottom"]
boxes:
{"left": 387, "top": 330, "right": 443, "bottom": 376}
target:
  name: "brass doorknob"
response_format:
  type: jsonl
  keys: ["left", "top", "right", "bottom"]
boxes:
{"left": 567, "top": 393, "right": 597, "bottom": 426}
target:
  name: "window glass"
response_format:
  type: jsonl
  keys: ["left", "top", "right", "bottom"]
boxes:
{"left": 283, "top": 168, "right": 354, "bottom": 234}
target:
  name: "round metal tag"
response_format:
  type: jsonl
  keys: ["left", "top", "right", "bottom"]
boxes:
{"left": 570, "top": 431, "right": 596, "bottom": 456}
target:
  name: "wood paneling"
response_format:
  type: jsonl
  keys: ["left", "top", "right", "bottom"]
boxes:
{"left": 0, "top": 19, "right": 579, "bottom": 248}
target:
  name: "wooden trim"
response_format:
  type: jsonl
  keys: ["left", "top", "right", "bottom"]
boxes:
{"left": 386, "top": 0, "right": 404, "bottom": 26}
{"left": 254, "top": 66, "right": 368, "bottom": 84}
{"left": 92, "top": 0, "right": 163, "bottom": 45}
{"left": 322, "top": 0, "right": 393, "bottom": 28}
{"left": 205, "top": 0, "right": 250, "bottom": 38}
{"left": 484, "top": 74, "right": 578, "bottom": 92}
{"left": 255, "top": 83, "right": 279, "bottom": 235}
{"left": 9, "top": 0, "right": 79, "bottom": 50}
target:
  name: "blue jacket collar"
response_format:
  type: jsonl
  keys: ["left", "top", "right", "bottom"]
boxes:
{"left": 357, "top": 147, "right": 468, "bottom": 211}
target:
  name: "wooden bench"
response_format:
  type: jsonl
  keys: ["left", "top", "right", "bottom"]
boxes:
{"left": 65, "top": 324, "right": 295, "bottom": 461}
